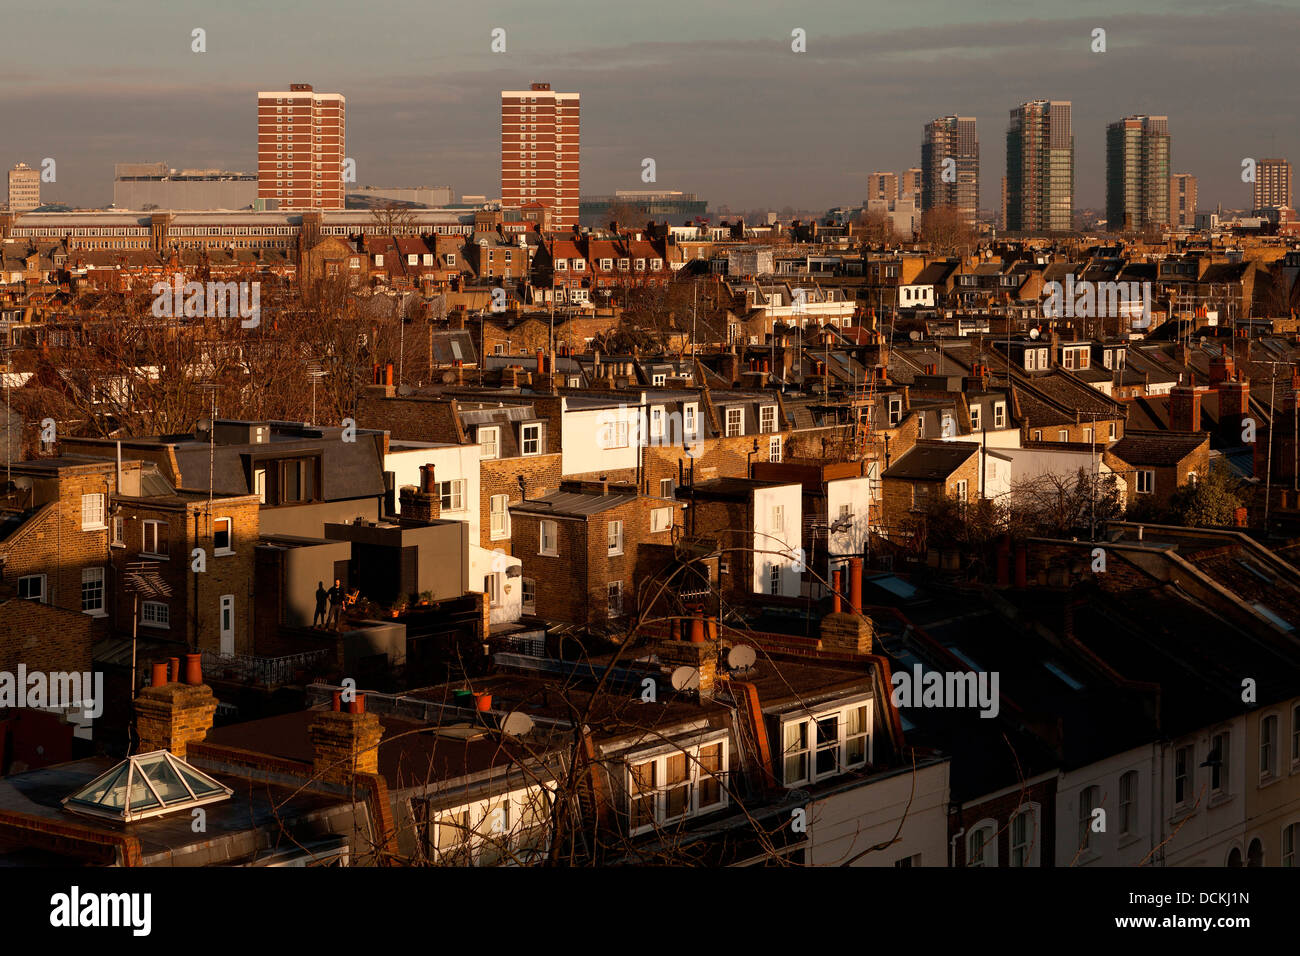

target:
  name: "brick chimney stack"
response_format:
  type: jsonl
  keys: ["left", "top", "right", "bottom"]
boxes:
{"left": 398, "top": 464, "right": 441, "bottom": 522}
{"left": 134, "top": 654, "right": 217, "bottom": 760}
{"left": 309, "top": 694, "right": 383, "bottom": 784}
{"left": 1169, "top": 385, "right": 1202, "bottom": 432}
{"left": 820, "top": 559, "right": 872, "bottom": 654}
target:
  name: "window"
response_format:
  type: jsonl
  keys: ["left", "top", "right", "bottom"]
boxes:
{"left": 607, "top": 581, "right": 623, "bottom": 617}
{"left": 490, "top": 495, "right": 510, "bottom": 540}
{"left": 1078, "top": 785, "right": 1099, "bottom": 851}
{"left": 1120, "top": 771, "right": 1138, "bottom": 835}
{"left": 539, "top": 519, "right": 558, "bottom": 556}
{"left": 521, "top": 424, "right": 541, "bottom": 456}
{"left": 141, "top": 601, "right": 170, "bottom": 628}
{"left": 781, "top": 702, "right": 871, "bottom": 786}
{"left": 279, "top": 459, "right": 315, "bottom": 503}
{"left": 659, "top": 478, "right": 675, "bottom": 499}
{"left": 1034, "top": 430, "right": 1042, "bottom": 441}
{"left": 1084, "top": 427, "right": 1094, "bottom": 444}
{"left": 1136, "top": 470, "right": 1154, "bottom": 495}
{"left": 253, "top": 468, "right": 267, "bottom": 504}
{"left": 1285, "top": 824, "right": 1299, "bottom": 868}
{"left": 888, "top": 397, "right": 903, "bottom": 427}
{"left": 521, "top": 578, "right": 536, "bottom": 613}
{"left": 969, "top": 405, "right": 980, "bottom": 431}
{"left": 769, "top": 563, "right": 781, "bottom": 595}
{"left": 652, "top": 373, "right": 665, "bottom": 387}
{"left": 1010, "top": 807, "right": 1038, "bottom": 866}
{"left": 894, "top": 854, "right": 921, "bottom": 868}
{"left": 81, "top": 567, "right": 105, "bottom": 615}
{"left": 426, "top": 786, "right": 554, "bottom": 865}
{"left": 220, "top": 595, "right": 234, "bottom": 655}
{"left": 1063, "top": 349, "right": 1076, "bottom": 370}
{"left": 1262, "top": 714, "right": 1279, "bottom": 777}
{"left": 993, "top": 403, "right": 1006, "bottom": 428}
{"left": 484, "top": 574, "right": 500, "bottom": 607}
{"left": 769, "top": 436, "right": 782, "bottom": 463}
{"left": 1210, "top": 732, "right": 1229, "bottom": 794}
{"left": 1175, "top": 745, "right": 1192, "bottom": 805}
{"left": 81, "top": 493, "right": 106, "bottom": 531}
{"left": 650, "top": 407, "right": 664, "bottom": 438}
{"left": 912, "top": 484, "right": 930, "bottom": 511}
{"left": 684, "top": 404, "right": 697, "bottom": 437}
{"left": 608, "top": 520, "right": 624, "bottom": 555}
{"left": 1058, "top": 430, "right": 1069, "bottom": 442}
{"left": 111, "top": 516, "right": 124, "bottom": 547}
{"left": 17, "top": 574, "right": 45, "bottom": 603}
{"left": 213, "top": 517, "right": 233, "bottom": 554}
{"left": 626, "top": 739, "right": 729, "bottom": 835}
{"left": 437, "top": 480, "right": 465, "bottom": 512}
{"left": 917, "top": 415, "right": 925, "bottom": 438}
{"left": 602, "top": 420, "right": 629, "bottom": 449}
{"left": 725, "top": 407, "right": 743, "bottom": 437}
{"left": 952, "top": 479, "right": 968, "bottom": 501}
{"left": 478, "top": 427, "right": 499, "bottom": 459}
{"left": 759, "top": 405, "right": 777, "bottom": 433}
{"left": 142, "top": 519, "right": 169, "bottom": 558}
{"left": 967, "top": 822, "right": 996, "bottom": 867}
{"left": 651, "top": 507, "right": 673, "bottom": 533}
{"left": 1292, "top": 704, "right": 1300, "bottom": 766}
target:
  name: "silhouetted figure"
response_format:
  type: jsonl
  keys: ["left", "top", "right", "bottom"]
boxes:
{"left": 326, "top": 579, "right": 344, "bottom": 630}
{"left": 313, "top": 582, "right": 328, "bottom": 628}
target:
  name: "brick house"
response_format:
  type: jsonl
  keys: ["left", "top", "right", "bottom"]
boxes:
{"left": 880, "top": 440, "right": 985, "bottom": 535}
{"left": 509, "top": 482, "right": 682, "bottom": 627}
{"left": 1105, "top": 431, "right": 1210, "bottom": 506}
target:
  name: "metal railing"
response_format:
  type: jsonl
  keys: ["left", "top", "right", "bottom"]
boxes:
{"left": 201, "top": 649, "right": 330, "bottom": 687}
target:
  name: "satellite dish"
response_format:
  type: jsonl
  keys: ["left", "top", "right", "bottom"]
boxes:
{"left": 670, "top": 666, "right": 700, "bottom": 691}
{"left": 1029, "top": 327, "right": 1041, "bottom": 340}
{"left": 1199, "top": 336, "right": 1207, "bottom": 344}
{"left": 501, "top": 711, "right": 534, "bottom": 736}
{"left": 727, "top": 645, "right": 757, "bottom": 671}
{"left": 908, "top": 330, "right": 921, "bottom": 341}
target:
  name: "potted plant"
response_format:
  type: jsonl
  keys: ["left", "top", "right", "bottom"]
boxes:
{"left": 419, "top": 590, "right": 433, "bottom": 606}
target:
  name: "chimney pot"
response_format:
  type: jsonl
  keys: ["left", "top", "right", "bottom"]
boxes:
{"left": 184, "top": 653, "right": 202, "bottom": 686}
{"left": 151, "top": 661, "right": 169, "bottom": 687}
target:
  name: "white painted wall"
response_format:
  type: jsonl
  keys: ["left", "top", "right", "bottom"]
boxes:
{"left": 469, "top": 544, "right": 523, "bottom": 625}
{"left": 808, "top": 760, "right": 950, "bottom": 866}
{"left": 1055, "top": 744, "right": 1158, "bottom": 867}
{"left": 1001, "top": 446, "right": 1127, "bottom": 509}
{"left": 562, "top": 395, "right": 642, "bottom": 476}
{"left": 827, "top": 476, "right": 870, "bottom": 582}
{"left": 753, "top": 483, "right": 803, "bottom": 596}
{"left": 386, "top": 443, "right": 483, "bottom": 542}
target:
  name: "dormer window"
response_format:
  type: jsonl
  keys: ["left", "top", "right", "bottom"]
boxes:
{"left": 555, "top": 259, "right": 567, "bottom": 271}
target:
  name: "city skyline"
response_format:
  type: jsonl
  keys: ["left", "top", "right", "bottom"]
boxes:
{"left": 0, "top": 0, "right": 1295, "bottom": 213}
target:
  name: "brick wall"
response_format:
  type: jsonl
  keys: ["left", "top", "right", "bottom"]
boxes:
{"left": 953, "top": 779, "right": 1057, "bottom": 867}
{"left": 0, "top": 597, "right": 96, "bottom": 675}
{"left": 481, "top": 453, "right": 562, "bottom": 554}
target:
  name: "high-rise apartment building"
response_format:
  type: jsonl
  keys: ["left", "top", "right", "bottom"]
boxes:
{"left": 921, "top": 116, "right": 979, "bottom": 224}
{"left": 867, "top": 172, "right": 898, "bottom": 203}
{"left": 502, "top": 82, "right": 580, "bottom": 230}
{"left": 1105, "top": 115, "right": 1170, "bottom": 232}
{"left": 1169, "top": 173, "right": 1198, "bottom": 230}
{"left": 7, "top": 163, "right": 40, "bottom": 214}
{"left": 1253, "top": 158, "right": 1292, "bottom": 210}
{"left": 1006, "top": 100, "right": 1074, "bottom": 233}
{"left": 256, "top": 83, "right": 345, "bottom": 210}
{"left": 900, "top": 167, "right": 922, "bottom": 202}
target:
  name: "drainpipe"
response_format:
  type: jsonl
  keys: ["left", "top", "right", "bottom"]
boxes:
{"left": 950, "top": 825, "right": 966, "bottom": 868}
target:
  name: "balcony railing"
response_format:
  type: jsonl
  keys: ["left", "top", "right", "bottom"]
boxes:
{"left": 201, "top": 649, "right": 331, "bottom": 687}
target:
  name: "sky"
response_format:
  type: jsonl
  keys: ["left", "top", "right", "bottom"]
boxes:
{"left": 1, "top": 0, "right": 1296, "bottom": 214}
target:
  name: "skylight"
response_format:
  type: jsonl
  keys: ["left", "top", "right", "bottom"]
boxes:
{"left": 62, "top": 750, "right": 233, "bottom": 823}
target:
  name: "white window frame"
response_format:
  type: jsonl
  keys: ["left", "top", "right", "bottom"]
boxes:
{"left": 81, "top": 567, "right": 105, "bottom": 616}
{"left": 1120, "top": 770, "right": 1139, "bottom": 835}
{"left": 539, "top": 519, "right": 558, "bottom": 556}
{"left": 626, "top": 737, "right": 729, "bottom": 836}
{"left": 969, "top": 405, "right": 980, "bottom": 431}
{"left": 490, "top": 494, "right": 510, "bottom": 540}
{"left": 993, "top": 403, "right": 1007, "bottom": 428}
{"left": 759, "top": 405, "right": 777, "bottom": 434}
{"left": 521, "top": 577, "right": 536, "bottom": 614}
{"left": 683, "top": 404, "right": 698, "bottom": 438}
{"left": 17, "top": 574, "right": 46, "bottom": 603}
{"left": 650, "top": 507, "right": 673, "bottom": 533}
{"left": 521, "top": 423, "right": 542, "bottom": 456}
{"left": 141, "top": 600, "right": 170, "bottom": 629}
{"left": 1009, "top": 804, "right": 1041, "bottom": 866}
{"left": 484, "top": 573, "right": 500, "bottom": 607}
{"left": 780, "top": 700, "right": 872, "bottom": 787}
{"left": 1174, "top": 744, "right": 1193, "bottom": 806}
{"left": 1137, "top": 469, "right": 1155, "bottom": 495}
{"left": 478, "top": 426, "right": 499, "bottom": 460}
{"left": 213, "top": 517, "right": 234, "bottom": 555}
{"left": 725, "top": 407, "right": 743, "bottom": 437}
{"left": 966, "top": 819, "right": 998, "bottom": 867}
{"left": 769, "top": 436, "right": 782, "bottom": 463}
{"left": 81, "top": 493, "right": 106, "bottom": 531}
{"left": 142, "top": 519, "right": 169, "bottom": 559}
{"left": 437, "top": 479, "right": 465, "bottom": 512}
{"left": 1261, "top": 713, "right": 1280, "bottom": 779}
{"left": 428, "top": 785, "right": 555, "bottom": 865}
{"left": 602, "top": 420, "right": 629, "bottom": 449}
{"left": 607, "top": 580, "right": 623, "bottom": 617}
{"left": 607, "top": 520, "right": 624, "bottom": 556}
